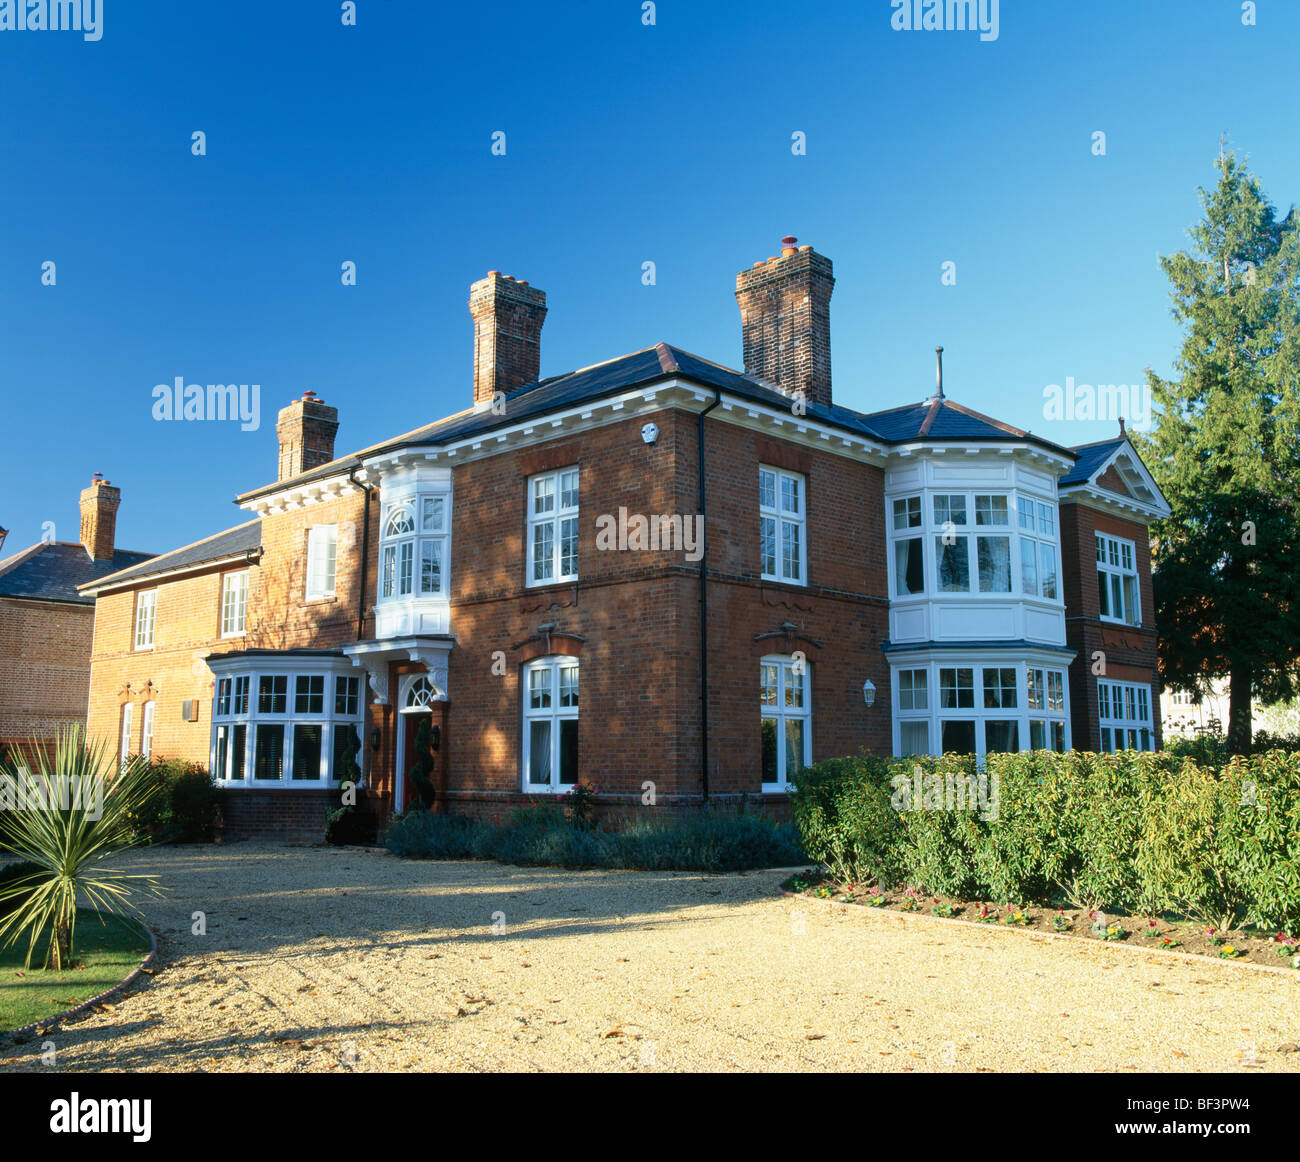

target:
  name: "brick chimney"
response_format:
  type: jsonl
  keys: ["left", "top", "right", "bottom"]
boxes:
{"left": 276, "top": 391, "right": 339, "bottom": 482}
{"left": 734, "top": 236, "right": 835, "bottom": 408}
{"left": 469, "top": 272, "right": 548, "bottom": 405}
{"left": 79, "top": 474, "right": 121, "bottom": 562}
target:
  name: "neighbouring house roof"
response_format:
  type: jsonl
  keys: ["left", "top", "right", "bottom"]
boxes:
{"left": 1059, "top": 437, "right": 1127, "bottom": 486}
{"left": 0, "top": 542, "right": 155, "bottom": 605}
{"left": 77, "top": 519, "right": 262, "bottom": 595}
{"left": 237, "top": 343, "right": 1077, "bottom": 504}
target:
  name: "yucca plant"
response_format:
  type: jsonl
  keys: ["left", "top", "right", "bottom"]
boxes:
{"left": 0, "top": 726, "right": 164, "bottom": 970}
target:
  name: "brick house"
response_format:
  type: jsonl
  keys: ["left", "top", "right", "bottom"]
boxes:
{"left": 80, "top": 237, "right": 1169, "bottom": 840}
{"left": 0, "top": 477, "right": 153, "bottom": 766}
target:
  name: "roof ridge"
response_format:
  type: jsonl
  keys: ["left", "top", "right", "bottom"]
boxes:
{"left": 84, "top": 518, "right": 261, "bottom": 590}
{"left": 0, "top": 541, "right": 48, "bottom": 579}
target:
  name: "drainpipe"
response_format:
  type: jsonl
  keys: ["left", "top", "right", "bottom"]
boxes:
{"left": 349, "top": 469, "right": 374, "bottom": 640}
{"left": 697, "top": 387, "right": 722, "bottom": 804}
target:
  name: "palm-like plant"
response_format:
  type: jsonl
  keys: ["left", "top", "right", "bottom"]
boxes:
{"left": 0, "top": 726, "right": 164, "bottom": 970}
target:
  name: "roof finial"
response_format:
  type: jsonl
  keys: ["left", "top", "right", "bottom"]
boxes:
{"left": 1118, "top": 415, "right": 1126, "bottom": 437}
{"left": 934, "top": 346, "right": 945, "bottom": 400}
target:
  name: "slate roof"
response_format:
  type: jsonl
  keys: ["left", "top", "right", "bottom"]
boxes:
{"left": 238, "top": 343, "right": 1075, "bottom": 503}
{"left": 0, "top": 543, "right": 155, "bottom": 605}
{"left": 78, "top": 520, "right": 262, "bottom": 593}
{"left": 1059, "top": 438, "right": 1126, "bottom": 486}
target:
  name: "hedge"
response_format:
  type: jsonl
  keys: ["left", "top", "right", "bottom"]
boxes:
{"left": 789, "top": 749, "right": 1300, "bottom": 930}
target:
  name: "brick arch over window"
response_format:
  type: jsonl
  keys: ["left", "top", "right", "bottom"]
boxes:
{"left": 749, "top": 622, "right": 823, "bottom": 660}
{"left": 517, "top": 634, "right": 585, "bottom": 664}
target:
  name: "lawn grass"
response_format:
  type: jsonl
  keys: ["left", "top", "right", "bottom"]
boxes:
{"left": 0, "top": 911, "right": 151, "bottom": 1033}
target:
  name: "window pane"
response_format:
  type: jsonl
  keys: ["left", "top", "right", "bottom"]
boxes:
{"left": 1097, "top": 568, "right": 1109, "bottom": 615}
{"left": 1051, "top": 721, "right": 1066, "bottom": 753}
{"left": 1122, "top": 575, "right": 1138, "bottom": 625}
{"left": 295, "top": 675, "right": 324, "bottom": 714}
{"left": 760, "top": 664, "right": 778, "bottom": 706}
{"left": 532, "top": 523, "right": 554, "bottom": 581}
{"left": 975, "top": 495, "right": 1007, "bottom": 526}
{"left": 231, "top": 724, "right": 246, "bottom": 780}
{"left": 560, "top": 470, "right": 579, "bottom": 510}
{"left": 761, "top": 719, "right": 778, "bottom": 784}
{"left": 254, "top": 724, "right": 285, "bottom": 780}
{"left": 895, "top": 537, "right": 924, "bottom": 595}
{"left": 933, "top": 495, "right": 967, "bottom": 526}
{"left": 399, "top": 542, "right": 414, "bottom": 595}
{"left": 781, "top": 475, "right": 800, "bottom": 514}
{"left": 785, "top": 718, "right": 805, "bottom": 777}
{"left": 217, "top": 678, "right": 232, "bottom": 716}
{"left": 215, "top": 725, "right": 230, "bottom": 781}
{"left": 332, "top": 723, "right": 359, "bottom": 783}
{"left": 528, "top": 721, "right": 552, "bottom": 784}
{"left": 1039, "top": 543, "right": 1058, "bottom": 599}
{"left": 940, "top": 668, "right": 974, "bottom": 709}
{"left": 560, "top": 516, "right": 578, "bottom": 578}
{"left": 293, "top": 725, "right": 323, "bottom": 780}
{"left": 422, "top": 497, "right": 444, "bottom": 532}
{"left": 899, "top": 721, "right": 929, "bottom": 755}
{"left": 910, "top": 669, "right": 928, "bottom": 710}
{"left": 1029, "top": 720, "right": 1046, "bottom": 749}
{"left": 936, "top": 536, "right": 970, "bottom": 592}
{"left": 985, "top": 720, "right": 1019, "bottom": 754}
{"left": 558, "top": 719, "right": 578, "bottom": 785}
{"left": 259, "top": 676, "right": 287, "bottom": 713}
{"left": 1020, "top": 536, "right": 1039, "bottom": 595}
{"left": 1048, "top": 671, "right": 1064, "bottom": 712}
{"left": 760, "top": 516, "right": 777, "bottom": 576}
{"left": 559, "top": 665, "right": 579, "bottom": 708}
{"left": 529, "top": 668, "right": 551, "bottom": 709}
{"left": 234, "top": 676, "right": 249, "bottom": 714}
{"left": 759, "top": 469, "right": 776, "bottom": 509}
{"left": 785, "top": 666, "right": 804, "bottom": 709}
{"left": 532, "top": 477, "right": 555, "bottom": 515}
{"left": 1018, "top": 498, "right": 1035, "bottom": 530}
{"left": 977, "top": 536, "right": 1011, "bottom": 592}
{"left": 941, "top": 720, "right": 976, "bottom": 754}
{"left": 893, "top": 497, "right": 921, "bottom": 530}
{"left": 781, "top": 521, "right": 802, "bottom": 580}
{"left": 1037, "top": 503, "right": 1054, "bottom": 536}
{"left": 382, "top": 545, "right": 396, "bottom": 598}
{"left": 420, "top": 539, "right": 442, "bottom": 594}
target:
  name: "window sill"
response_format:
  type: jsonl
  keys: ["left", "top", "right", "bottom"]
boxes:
{"left": 303, "top": 594, "right": 338, "bottom": 606}
{"left": 524, "top": 578, "right": 579, "bottom": 592}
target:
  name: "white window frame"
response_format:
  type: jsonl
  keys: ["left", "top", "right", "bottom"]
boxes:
{"left": 210, "top": 663, "right": 364, "bottom": 786}
{"left": 119, "top": 701, "right": 133, "bottom": 769}
{"left": 141, "top": 700, "right": 155, "bottom": 760}
{"left": 221, "top": 570, "right": 249, "bottom": 637}
{"left": 133, "top": 590, "right": 156, "bottom": 650}
{"left": 759, "top": 467, "right": 807, "bottom": 586}
{"left": 1098, "top": 679, "right": 1153, "bottom": 752}
{"left": 305, "top": 525, "right": 338, "bottom": 600}
{"left": 891, "top": 659, "right": 1071, "bottom": 757}
{"left": 1096, "top": 532, "right": 1140, "bottom": 626}
{"left": 526, "top": 469, "right": 579, "bottom": 587}
{"left": 760, "top": 654, "right": 810, "bottom": 790}
{"left": 521, "top": 656, "right": 579, "bottom": 792}
{"left": 886, "top": 489, "right": 1059, "bottom": 603}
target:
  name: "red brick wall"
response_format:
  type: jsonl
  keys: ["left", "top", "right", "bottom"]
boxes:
{"left": 0, "top": 597, "right": 95, "bottom": 759}
{"left": 1059, "top": 500, "right": 1160, "bottom": 750}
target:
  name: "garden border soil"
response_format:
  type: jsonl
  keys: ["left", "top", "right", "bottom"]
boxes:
{"left": 779, "top": 887, "right": 1300, "bottom": 980}
{"left": 0, "top": 922, "right": 158, "bottom": 1042}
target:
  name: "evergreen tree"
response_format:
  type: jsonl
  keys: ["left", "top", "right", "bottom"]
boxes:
{"left": 1135, "top": 150, "right": 1300, "bottom": 753}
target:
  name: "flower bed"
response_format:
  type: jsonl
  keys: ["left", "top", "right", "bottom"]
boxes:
{"left": 783, "top": 868, "right": 1300, "bottom": 969}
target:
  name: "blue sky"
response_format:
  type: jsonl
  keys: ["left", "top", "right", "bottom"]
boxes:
{"left": 2, "top": 0, "right": 1297, "bottom": 556}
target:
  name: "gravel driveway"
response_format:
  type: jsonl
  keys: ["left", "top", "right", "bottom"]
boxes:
{"left": 1, "top": 844, "right": 1297, "bottom": 1073}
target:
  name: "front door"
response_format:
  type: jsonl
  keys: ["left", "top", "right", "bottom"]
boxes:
{"left": 397, "top": 708, "right": 433, "bottom": 812}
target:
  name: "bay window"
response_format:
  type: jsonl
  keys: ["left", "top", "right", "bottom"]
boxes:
{"left": 381, "top": 497, "right": 448, "bottom": 599}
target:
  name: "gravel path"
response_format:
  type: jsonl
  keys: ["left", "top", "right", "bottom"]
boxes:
{"left": 1, "top": 844, "right": 1297, "bottom": 1073}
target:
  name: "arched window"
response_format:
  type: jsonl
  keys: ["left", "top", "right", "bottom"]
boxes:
{"left": 760, "top": 655, "right": 809, "bottom": 790}
{"left": 380, "top": 499, "right": 447, "bottom": 600}
{"left": 405, "top": 675, "right": 438, "bottom": 709}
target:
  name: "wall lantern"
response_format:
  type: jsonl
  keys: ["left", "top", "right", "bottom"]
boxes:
{"left": 862, "top": 679, "right": 876, "bottom": 708}
{"left": 369, "top": 728, "right": 382, "bottom": 752}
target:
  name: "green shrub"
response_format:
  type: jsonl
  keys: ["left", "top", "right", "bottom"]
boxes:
{"left": 129, "top": 757, "right": 223, "bottom": 843}
{"left": 384, "top": 805, "right": 803, "bottom": 872}
{"left": 790, "top": 748, "right": 1300, "bottom": 927}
